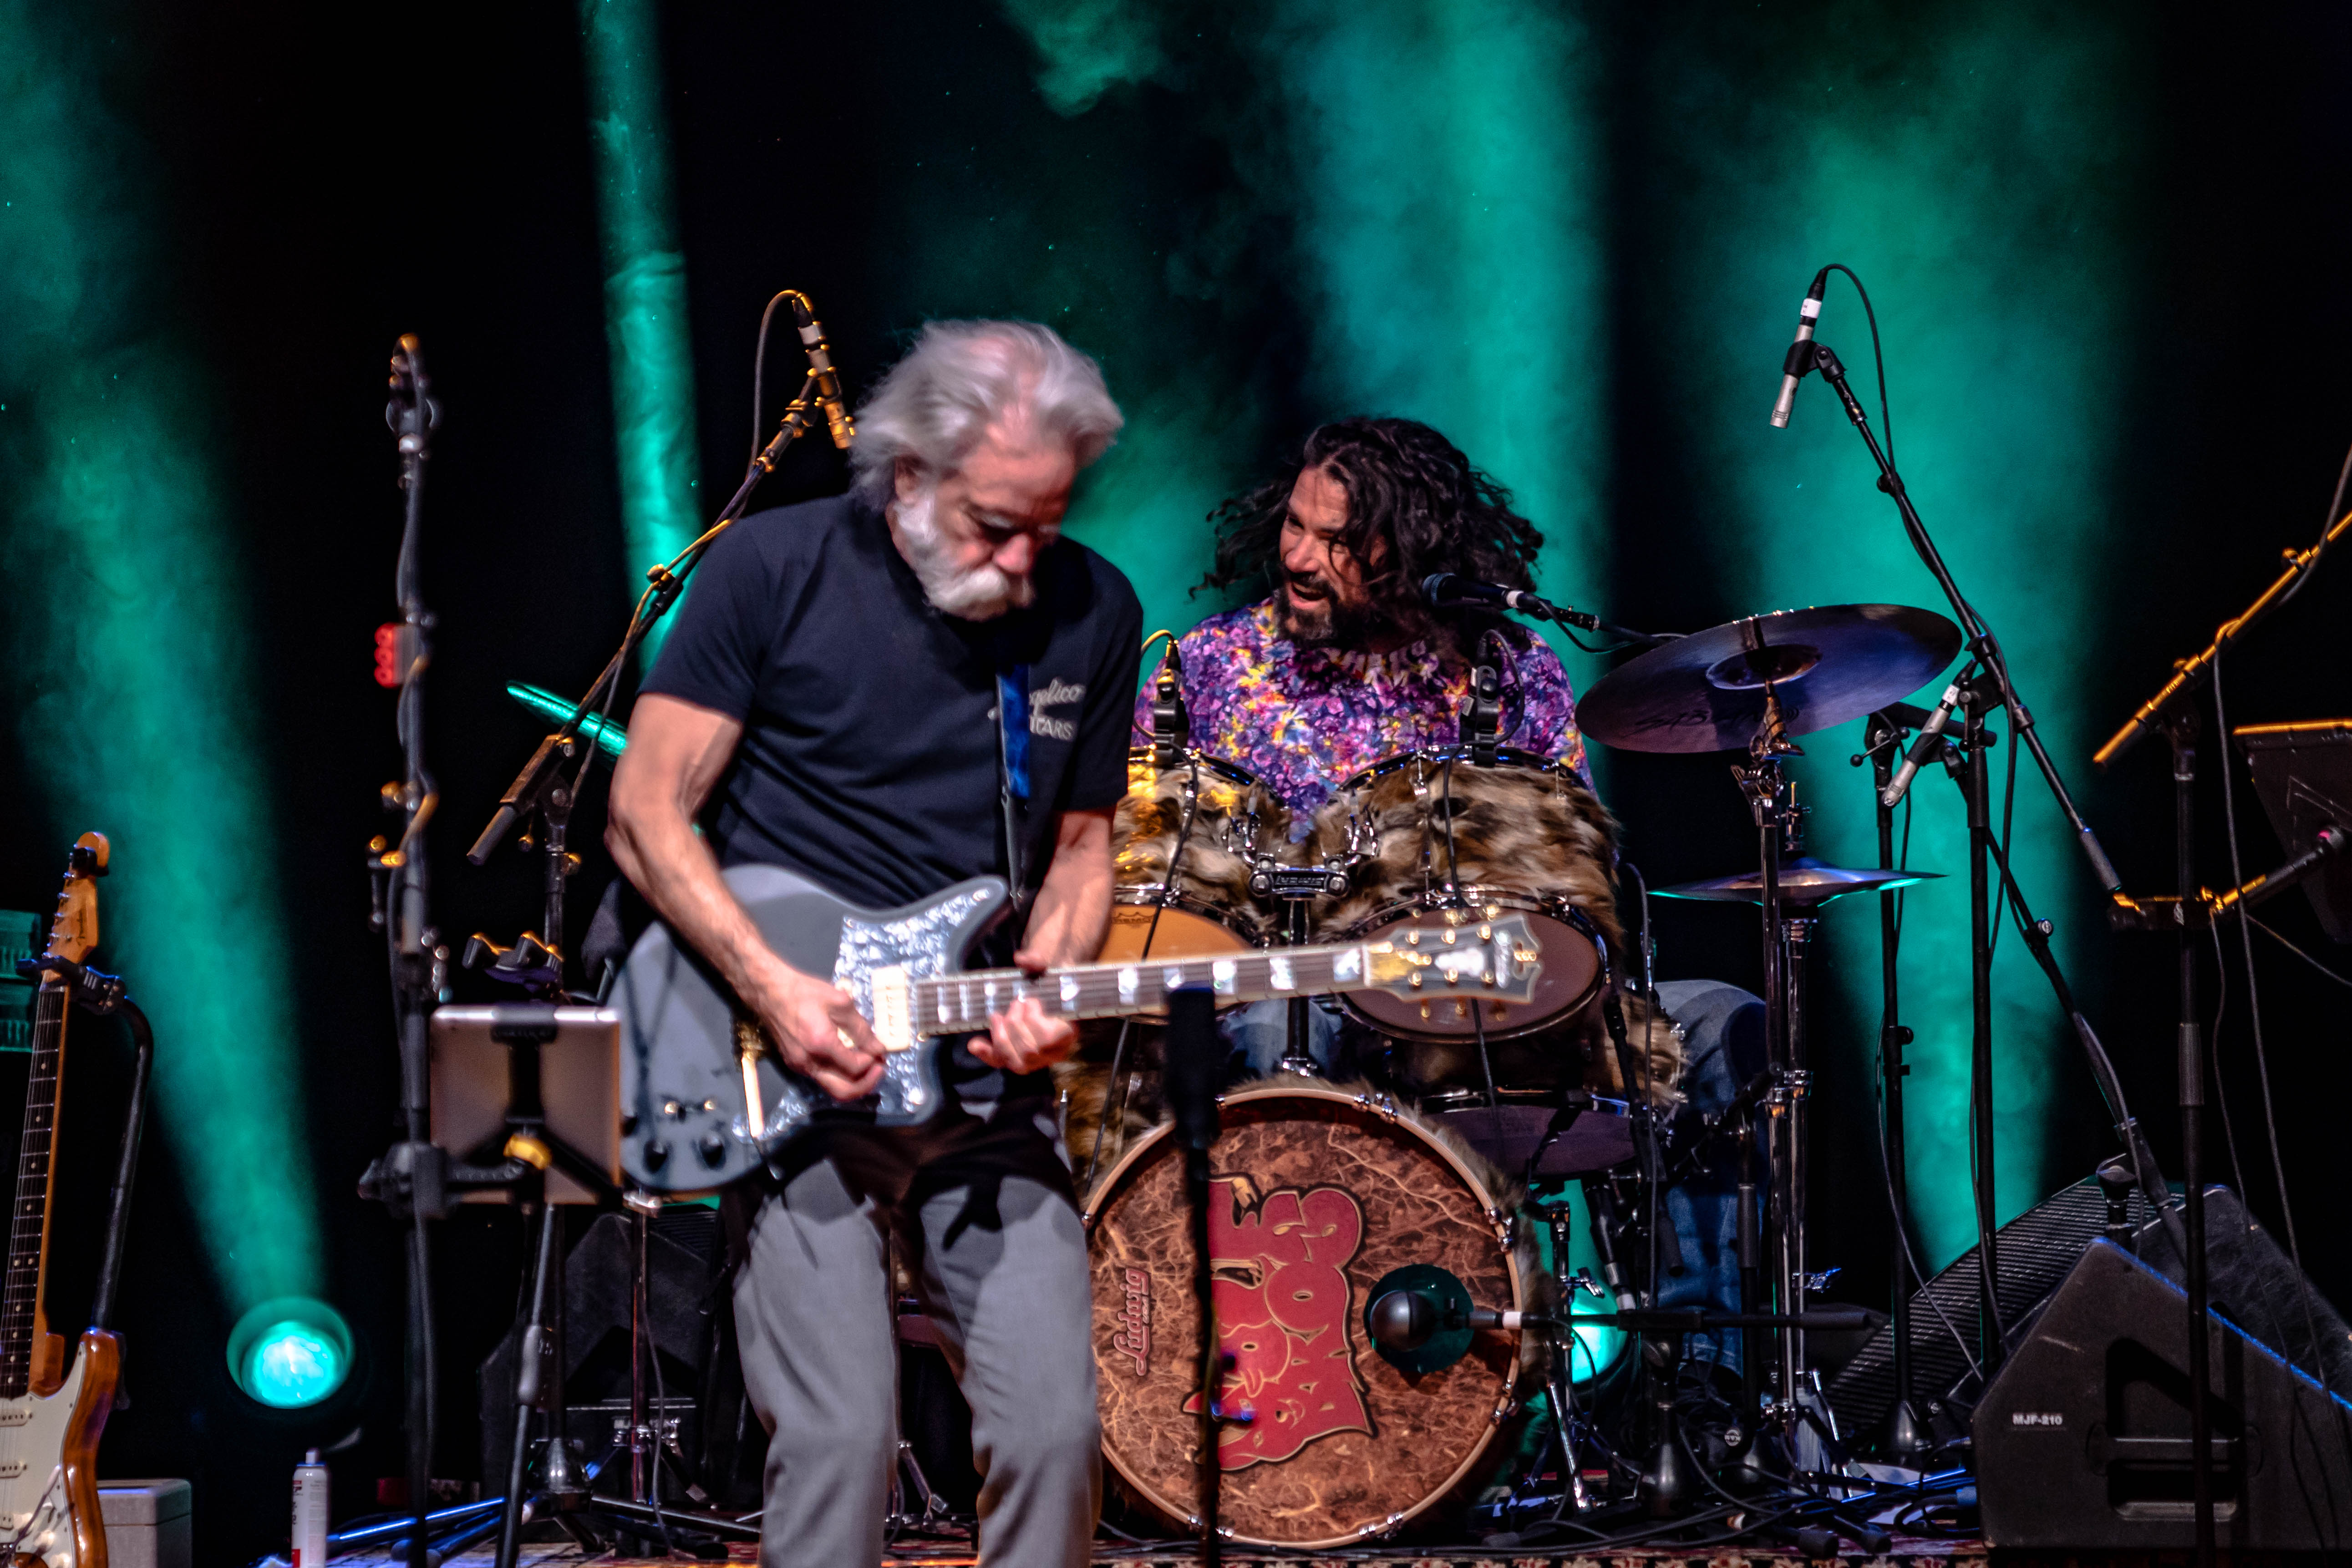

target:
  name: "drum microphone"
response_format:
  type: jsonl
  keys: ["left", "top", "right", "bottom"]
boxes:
{"left": 790, "top": 294, "right": 855, "bottom": 450}
{"left": 1880, "top": 680, "right": 1963, "bottom": 808}
{"left": 1421, "top": 573, "right": 1602, "bottom": 631}
{"left": 1768, "top": 269, "right": 1829, "bottom": 429}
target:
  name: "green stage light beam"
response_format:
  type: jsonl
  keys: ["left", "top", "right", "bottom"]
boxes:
{"left": 1253, "top": 0, "right": 1615, "bottom": 778}
{"left": 0, "top": 0, "right": 323, "bottom": 1312}
{"left": 581, "top": 0, "right": 702, "bottom": 664}
{"left": 1638, "top": 3, "right": 2145, "bottom": 1266}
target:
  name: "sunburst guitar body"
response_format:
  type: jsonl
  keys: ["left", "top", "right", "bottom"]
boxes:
{"left": 0, "top": 834, "right": 122, "bottom": 1568}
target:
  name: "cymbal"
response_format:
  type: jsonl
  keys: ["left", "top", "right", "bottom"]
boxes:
{"left": 1576, "top": 604, "right": 1961, "bottom": 754}
{"left": 505, "top": 682, "right": 629, "bottom": 757}
{"left": 1654, "top": 858, "right": 1944, "bottom": 907}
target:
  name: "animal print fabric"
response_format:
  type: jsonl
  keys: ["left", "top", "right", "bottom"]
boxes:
{"left": 1133, "top": 597, "right": 1591, "bottom": 820}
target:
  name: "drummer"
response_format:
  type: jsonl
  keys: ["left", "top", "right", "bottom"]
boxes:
{"left": 1138, "top": 415, "right": 1762, "bottom": 1377}
{"left": 1134, "top": 417, "right": 1591, "bottom": 1072}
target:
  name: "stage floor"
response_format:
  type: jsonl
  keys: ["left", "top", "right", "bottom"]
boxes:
{"left": 331, "top": 1536, "right": 1996, "bottom": 1567}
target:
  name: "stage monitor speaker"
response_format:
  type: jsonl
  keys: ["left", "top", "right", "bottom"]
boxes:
{"left": 1974, "top": 1239, "right": 2352, "bottom": 1550}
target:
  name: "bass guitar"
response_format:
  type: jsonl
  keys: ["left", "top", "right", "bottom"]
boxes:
{"left": 615, "top": 864, "right": 1544, "bottom": 1192}
{"left": 0, "top": 833, "right": 121, "bottom": 1568}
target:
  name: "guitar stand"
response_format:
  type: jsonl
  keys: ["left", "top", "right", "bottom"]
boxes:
{"left": 18, "top": 958, "right": 153, "bottom": 1342}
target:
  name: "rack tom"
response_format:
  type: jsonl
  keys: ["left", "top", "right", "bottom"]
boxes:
{"left": 1306, "top": 746, "right": 1622, "bottom": 1042}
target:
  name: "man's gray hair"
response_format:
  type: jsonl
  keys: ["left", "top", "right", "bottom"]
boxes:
{"left": 850, "top": 320, "right": 1124, "bottom": 502}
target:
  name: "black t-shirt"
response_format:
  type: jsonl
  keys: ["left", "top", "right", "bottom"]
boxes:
{"left": 638, "top": 490, "right": 1143, "bottom": 1099}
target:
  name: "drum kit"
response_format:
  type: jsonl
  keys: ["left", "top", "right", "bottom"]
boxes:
{"left": 1073, "top": 600, "right": 1965, "bottom": 1548}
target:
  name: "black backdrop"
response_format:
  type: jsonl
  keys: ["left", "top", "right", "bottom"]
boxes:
{"left": 5, "top": 3, "right": 2352, "bottom": 1561}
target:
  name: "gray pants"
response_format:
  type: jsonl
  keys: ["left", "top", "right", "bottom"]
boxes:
{"left": 732, "top": 1101, "right": 1101, "bottom": 1568}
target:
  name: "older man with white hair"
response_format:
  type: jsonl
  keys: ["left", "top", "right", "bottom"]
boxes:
{"left": 608, "top": 320, "right": 1140, "bottom": 1568}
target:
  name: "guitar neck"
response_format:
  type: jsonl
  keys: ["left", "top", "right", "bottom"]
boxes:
{"left": 909, "top": 942, "right": 1376, "bottom": 1038}
{"left": 0, "top": 981, "right": 66, "bottom": 1399}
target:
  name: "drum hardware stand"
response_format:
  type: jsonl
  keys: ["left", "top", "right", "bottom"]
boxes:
{"left": 1245, "top": 818, "right": 1370, "bottom": 1077}
{"left": 1729, "top": 688, "right": 1809, "bottom": 1439}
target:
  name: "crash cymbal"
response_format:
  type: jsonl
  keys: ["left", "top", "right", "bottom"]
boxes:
{"left": 1654, "top": 857, "right": 1944, "bottom": 906}
{"left": 1576, "top": 604, "right": 1961, "bottom": 754}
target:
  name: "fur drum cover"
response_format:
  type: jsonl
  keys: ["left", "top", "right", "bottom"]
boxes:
{"left": 1063, "top": 754, "right": 1685, "bottom": 1186}
{"left": 1301, "top": 756, "right": 1682, "bottom": 1106}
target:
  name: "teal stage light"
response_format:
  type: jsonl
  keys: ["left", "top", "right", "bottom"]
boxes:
{"left": 227, "top": 1299, "right": 352, "bottom": 1410}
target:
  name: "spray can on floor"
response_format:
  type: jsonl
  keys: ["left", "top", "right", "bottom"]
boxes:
{"left": 292, "top": 1449, "right": 328, "bottom": 1567}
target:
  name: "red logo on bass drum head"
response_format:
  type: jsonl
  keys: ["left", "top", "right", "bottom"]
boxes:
{"left": 1183, "top": 1178, "right": 1372, "bottom": 1469}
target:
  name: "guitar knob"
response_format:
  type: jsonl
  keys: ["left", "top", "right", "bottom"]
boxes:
{"left": 697, "top": 1132, "right": 727, "bottom": 1167}
{"left": 642, "top": 1140, "right": 670, "bottom": 1172}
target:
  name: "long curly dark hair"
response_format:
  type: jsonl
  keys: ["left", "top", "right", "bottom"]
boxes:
{"left": 1199, "top": 417, "right": 1547, "bottom": 646}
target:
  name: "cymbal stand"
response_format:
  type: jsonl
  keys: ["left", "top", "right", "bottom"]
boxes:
{"left": 1730, "top": 689, "right": 1807, "bottom": 1445}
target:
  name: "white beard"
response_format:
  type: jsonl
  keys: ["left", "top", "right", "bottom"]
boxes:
{"left": 893, "top": 489, "right": 1035, "bottom": 620}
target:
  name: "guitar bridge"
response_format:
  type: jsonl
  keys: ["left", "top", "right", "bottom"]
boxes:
{"left": 732, "top": 1019, "right": 766, "bottom": 1134}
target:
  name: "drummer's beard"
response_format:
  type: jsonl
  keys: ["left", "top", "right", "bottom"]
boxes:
{"left": 1278, "top": 573, "right": 1383, "bottom": 650}
{"left": 894, "top": 487, "right": 1035, "bottom": 620}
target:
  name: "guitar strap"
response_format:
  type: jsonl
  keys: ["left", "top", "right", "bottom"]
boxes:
{"left": 996, "top": 665, "right": 1034, "bottom": 918}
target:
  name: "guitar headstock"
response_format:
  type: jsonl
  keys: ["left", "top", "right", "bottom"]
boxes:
{"left": 41, "top": 832, "right": 110, "bottom": 973}
{"left": 1362, "top": 912, "right": 1544, "bottom": 1004}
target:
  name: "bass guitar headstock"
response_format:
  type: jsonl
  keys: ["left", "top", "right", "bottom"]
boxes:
{"left": 1361, "top": 911, "right": 1544, "bottom": 1004}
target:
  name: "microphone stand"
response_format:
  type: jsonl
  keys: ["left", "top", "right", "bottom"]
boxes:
{"left": 368, "top": 337, "right": 447, "bottom": 1568}
{"left": 1860, "top": 711, "right": 1927, "bottom": 1458}
{"left": 1786, "top": 338, "right": 2172, "bottom": 1214}
{"left": 467, "top": 363, "right": 837, "bottom": 910}
{"left": 1163, "top": 988, "right": 1227, "bottom": 1565}
{"left": 2081, "top": 511, "right": 2352, "bottom": 1568}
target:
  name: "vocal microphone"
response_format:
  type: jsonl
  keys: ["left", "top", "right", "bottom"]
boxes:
{"left": 1880, "top": 681, "right": 1962, "bottom": 808}
{"left": 1768, "top": 269, "right": 1829, "bottom": 429}
{"left": 790, "top": 295, "right": 855, "bottom": 450}
{"left": 1420, "top": 573, "right": 1596, "bottom": 628}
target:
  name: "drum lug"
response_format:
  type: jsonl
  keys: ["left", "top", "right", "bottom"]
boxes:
{"left": 1487, "top": 1206, "right": 1511, "bottom": 1248}
{"left": 1491, "top": 1396, "right": 1518, "bottom": 1426}
{"left": 1371, "top": 1512, "right": 1408, "bottom": 1540}
{"left": 1353, "top": 1091, "right": 1401, "bottom": 1124}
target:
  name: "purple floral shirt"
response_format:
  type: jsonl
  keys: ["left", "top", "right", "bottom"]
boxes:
{"left": 1132, "top": 597, "right": 1592, "bottom": 820}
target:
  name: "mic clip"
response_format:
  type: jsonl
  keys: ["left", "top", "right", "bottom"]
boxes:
{"left": 1462, "top": 663, "right": 1504, "bottom": 767}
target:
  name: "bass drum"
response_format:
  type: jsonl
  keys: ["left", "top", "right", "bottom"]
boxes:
{"left": 1086, "top": 1084, "right": 1525, "bottom": 1549}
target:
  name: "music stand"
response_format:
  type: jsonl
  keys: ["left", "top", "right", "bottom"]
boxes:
{"left": 2237, "top": 720, "right": 2352, "bottom": 941}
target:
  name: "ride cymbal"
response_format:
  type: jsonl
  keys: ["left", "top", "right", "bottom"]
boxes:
{"left": 1653, "top": 857, "right": 1944, "bottom": 907}
{"left": 1577, "top": 604, "right": 1961, "bottom": 754}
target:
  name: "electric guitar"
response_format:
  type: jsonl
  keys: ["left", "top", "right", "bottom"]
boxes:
{"left": 0, "top": 833, "right": 121, "bottom": 1568}
{"left": 615, "top": 864, "right": 1545, "bottom": 1192}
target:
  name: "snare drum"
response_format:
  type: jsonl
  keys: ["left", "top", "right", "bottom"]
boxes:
{"left": 1305, "top": 746, "right": 1624, "bottom": 1041}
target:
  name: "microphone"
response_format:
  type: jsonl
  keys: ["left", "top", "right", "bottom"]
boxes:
{"left": 1768, "top": 269, "right": 1829, "bottom": 429}
{"left": 1423, "top": 573, "right": 1606, "bottom": 633}
{"left": 1880, "top": 681, "right": 1962, "bottom": 808}
{"left": 789, "top": 294, "right": 854, "bottom": 450}
{"left": 1421, "top": 572, "right": 1543, "bottom": 612}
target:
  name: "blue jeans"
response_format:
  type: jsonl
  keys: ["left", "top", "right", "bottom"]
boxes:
{"left": 1220, "top": 995, "right": 1350, "bottom": 1078}
{"left": 1651, "top": 979, "right": 1768, "bottom": 1378}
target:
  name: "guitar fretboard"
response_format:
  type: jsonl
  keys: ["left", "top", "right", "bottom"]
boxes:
{"left": 910, "top": 943, "right": 1376, "bottom": 1038}
{"left": 0, "top": 983, "right": 63, "bottom": 1399}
